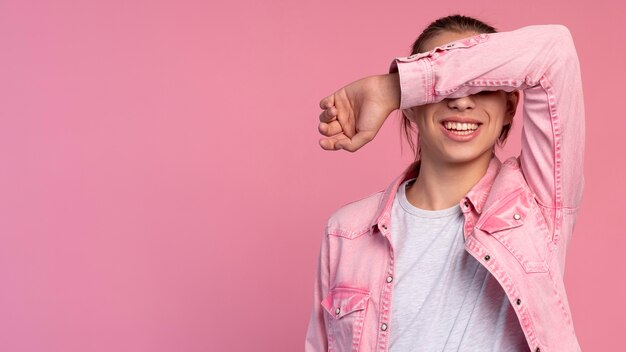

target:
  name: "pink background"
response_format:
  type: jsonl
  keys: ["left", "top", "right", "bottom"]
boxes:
{"left": 0, "top": 0, "right": 623, "bottom": 351}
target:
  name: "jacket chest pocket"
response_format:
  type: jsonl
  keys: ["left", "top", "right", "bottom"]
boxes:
{"left": 321, "top": 287, "right": 370, "bottom": 352}
{"left": 476, "top": 190, "right": 553, "bottom": 273}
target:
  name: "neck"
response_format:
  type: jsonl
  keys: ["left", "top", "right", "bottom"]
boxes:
{"left": 406, "top": 151, "right": 493, "bottom": 210}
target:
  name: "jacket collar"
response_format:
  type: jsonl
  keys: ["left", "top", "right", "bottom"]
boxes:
{"left": 370, "top": 155, "right": 502, "bottom": 232}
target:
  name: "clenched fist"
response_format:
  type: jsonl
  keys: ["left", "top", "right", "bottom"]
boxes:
{"left": 318, "top": 73, "right": 401, "bottom": 152}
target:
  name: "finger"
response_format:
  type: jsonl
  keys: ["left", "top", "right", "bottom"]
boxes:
{"left": 319, "top": 106, "right": 337, "bottom": 123}
{"left": 319, "top": 133, "right": 349, "bottom": 151}
{"left": 318, "top": 120, "right": 343, "bottom": 136}
{"left": 333, "top": 93, "right": 356, "bottom": 138}
{"left": 319, "top": 95, "right": 334, "bottom": 110}
{"left": 319, "top": 138, "right": 336, "bottom": 151}
{"left": 336, "top": 109, "right": 356, "bottom": 138}
{"left": 335, "top": 131, "right": 376, "bottom": 152}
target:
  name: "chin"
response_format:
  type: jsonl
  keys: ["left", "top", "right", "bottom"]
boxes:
{"left": 442, "top": 155, "right": 481, "bottom": 165}
{"left": 439, "top": 148, "right": 493, "bottom": 165}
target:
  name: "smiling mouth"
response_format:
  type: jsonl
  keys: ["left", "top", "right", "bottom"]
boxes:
{"left": 442, "top": 121, "right": 481, "bottom": 135}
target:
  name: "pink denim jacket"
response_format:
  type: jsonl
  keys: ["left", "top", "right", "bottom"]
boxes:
{"left": 306, "top": 25, "right": 585, "bottom": 352}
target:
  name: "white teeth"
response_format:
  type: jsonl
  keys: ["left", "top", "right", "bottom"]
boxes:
{"left": 444, "top": 122, "right": 479, "bottom": 131}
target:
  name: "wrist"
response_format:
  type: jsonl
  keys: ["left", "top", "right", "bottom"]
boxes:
{"left": 380, "top": 73, "right": 401, "bottom": 111}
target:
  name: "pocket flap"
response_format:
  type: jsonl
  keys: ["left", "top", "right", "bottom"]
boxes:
{"left": 321, "top": 287, "right": 369, "bottom": 320}
{"left": 478, "top": 190, "right": 531, "bottom": 235}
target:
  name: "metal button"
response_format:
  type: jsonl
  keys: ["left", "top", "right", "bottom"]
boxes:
{"left": 381, "top": 323, "right": 388, "bottom": 331}
{"left": 335, "top": 307, "right": 341, "bottom": 315}
{"left": 386, "top": 276, "right": 393, "bottom": 283}
{"left": 484, "top": 255, "right": 491, "bottom": 261}
{"left": 381, "top": 224, "right": 388, "bottom": 230}
{"left": 463, "top": 200, "right": 469, "bottom": 208}
{"left": 516, "top": 299, "right": 522, "bottom": 305}
{"left": 513, "top": 213, "right": 521, "bottom": 220}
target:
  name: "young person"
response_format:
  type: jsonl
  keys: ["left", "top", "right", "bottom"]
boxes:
{"left": 306, "top": 15, "right": 585, "bottom": 352}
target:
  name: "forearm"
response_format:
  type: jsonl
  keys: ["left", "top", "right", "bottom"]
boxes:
{"left": 390, "top": 24, "right": 585, "bottom": 210}
{"left": 389, "top": 25, "right": 579, "bottom": 109}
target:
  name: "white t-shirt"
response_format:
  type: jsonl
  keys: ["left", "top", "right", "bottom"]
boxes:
{"left": 389, "top": 178, "right": 529, "bottom": 351}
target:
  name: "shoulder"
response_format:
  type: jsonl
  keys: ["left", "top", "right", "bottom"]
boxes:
{"left": 326, "top": 190, "right": 385, "bottom": 239}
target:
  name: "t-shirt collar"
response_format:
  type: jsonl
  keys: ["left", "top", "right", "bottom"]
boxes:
{"left": 371, "top": 156, "right": 502, "bottom": 232}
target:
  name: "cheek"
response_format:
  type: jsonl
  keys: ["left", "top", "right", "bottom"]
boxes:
{"left": 478, "top": 102, "right": 509, "bottom": 127}
{"left": 413, "top": 105, "right": 437, "bottom": 127}
{"left": 482, "top": 96, "right": 509, "bottom": 116}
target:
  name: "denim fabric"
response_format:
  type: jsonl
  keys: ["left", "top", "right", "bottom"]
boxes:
{"left": 306, "top": 24, "right": 584, "bottom": 352}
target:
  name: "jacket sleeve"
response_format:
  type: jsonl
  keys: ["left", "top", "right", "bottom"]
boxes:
{"left": 389, "top": 25, "right": 585, "bottom": 213}
{"left": 304, "top": 230, "right": 330, "bottom": 351}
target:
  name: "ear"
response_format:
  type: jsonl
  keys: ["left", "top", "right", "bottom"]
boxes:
{"left": 504, "top": 91, "right": 520, "bottom": 125}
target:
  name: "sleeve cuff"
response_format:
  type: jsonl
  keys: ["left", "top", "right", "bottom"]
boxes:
{"left": 389, "top": 56, "right": 434, "bottom": 109}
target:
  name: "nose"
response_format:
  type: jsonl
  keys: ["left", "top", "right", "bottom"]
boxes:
{"left": 446, "top": 95, "right": 476, "bottom": 111}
